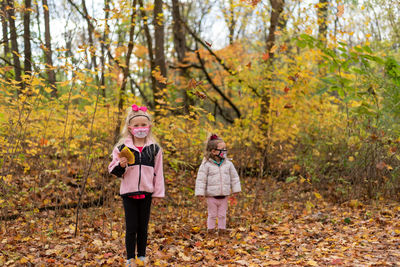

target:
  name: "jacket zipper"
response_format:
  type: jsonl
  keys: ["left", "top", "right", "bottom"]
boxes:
{"left": 138, "top": 150, "right": 142, "bottom": 192}
{"left": 219, "top": 164, "right": 223, "bottom": 195}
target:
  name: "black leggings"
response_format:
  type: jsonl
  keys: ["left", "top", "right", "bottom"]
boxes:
{"left": 122, "top": 195, "right": 152, "bottom": 259}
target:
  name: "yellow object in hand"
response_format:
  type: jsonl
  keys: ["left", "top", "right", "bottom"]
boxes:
{"left": 119, "top": 147, "right": 135, "bottom": 164}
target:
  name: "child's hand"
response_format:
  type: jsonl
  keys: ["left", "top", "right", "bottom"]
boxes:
{"left": 119, "top": 157, "right": 128, "bottom": 168}
{"left": 152, "top": 197, "right": 162, "bottom": 205}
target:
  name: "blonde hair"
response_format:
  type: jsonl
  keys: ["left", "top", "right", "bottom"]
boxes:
{"left": 204, "top": 133, "right": 224, "bottom": 160}
{"left": 114, "top": 107, "right": 156, "bottom": 149}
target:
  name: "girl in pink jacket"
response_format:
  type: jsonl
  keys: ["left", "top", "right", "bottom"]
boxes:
{"left": 195, "top": 134, "right": 241, "bottom": 235}
{"left": 108, "top": 105, "right": 164, "bottom": 266}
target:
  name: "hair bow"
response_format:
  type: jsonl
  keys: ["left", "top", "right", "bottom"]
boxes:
{"left": 132, "top": 104, "right": 148, "bottom": 112}
{"left": 210, "top": 134, "right": 219, "bottom": 140}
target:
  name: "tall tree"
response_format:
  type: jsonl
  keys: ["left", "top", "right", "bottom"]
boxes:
{"left": 118, "top": 0, "right": 137, "bottom": 111}
{"left": 114, "top": 0, "right": 137, "bottom": 141}
{"left": 138, "top": 0, "right": 156, "bottom": 106}
{"left": 317, "top": 0, "right": 329, "bottom": 44}
{"left": 7, "top": 0, "right": 22, "bottom": 92}
{"left": 23, "top": 0, "right": 32, "bottom": 75}
{"left": 1, "top": 0, "right": 9, "bottom": 57}
{"left": 153, "top": 0, "right": 167, "bottom": 110}
{"left": 221, "top": 0, "right": 236, "bottom": 45}
{"left": 266, "top": 0, "right": 285, "bottom": 59}
{"left": 260, "top": 0, "right": 285, "bottom": 168}
{"left": 81, "top": 0, "right": 99, "bottom": 85}
{"left": 172, "top": 0, "right": 193, "bottom": 113}
{"left": 42, "top": 0, "right": 57, "bottom": 97}
{"left": 100, "top": 0, "right": 111, "bottom": 97}
{"left": 172, "top": 0, "right": 186, "bottom": 63}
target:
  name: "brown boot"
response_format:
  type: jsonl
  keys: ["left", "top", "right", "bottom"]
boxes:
{"left": 207, "top": 229, "right": 217, "bottom": 237}
{"left": 218, "top": 229, "right": 229, "bottom": 237}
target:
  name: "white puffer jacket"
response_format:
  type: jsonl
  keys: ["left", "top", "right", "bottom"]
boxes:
{"left": 195, "top": 158, "right": 241, "bottom": 196}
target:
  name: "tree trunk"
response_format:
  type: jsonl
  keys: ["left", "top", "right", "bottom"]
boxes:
{"left": 100, "top": 0, "right": 110, "bottom": 97}
{"left": 81, "top": 0, "right": 99, "bottom": 86}
{"left": 114, "top": 0, "right": 137, "bottom": 142}
{"left": 228, "top": 0, "right": 235, "bottom": 45}
{"left": 23, "top": 0, "right": 32, "bottom": 75}
{"left": 317, "top": 0, "right": 329, "bottom": 44}
{"left": 261, "top": 0, "right": 285, "bottom": 171}
{"left": 266, "top": 0, "right": 285, "bottom": 59}
{"left": 172, "top": 0, "right": 192, "bottom": 113}
{"left": 172, "top": 0, "right": 186, "bottom": 63}
{"left": 138, "top": 0, "right": 156, "bottom": 108}
{"left": 42, "top": 0, "right": 57, "bottom": 97}
{"left": 1, "top": 1, "right": 9, "bottom": 57}
{"left": 7, "top": 0, "right": 22, "bottom": 93}
{"left": 264, "top": 0, "right": 285, "bottom": 111}
{"left": 153, "top": 0, "right": 167, "bottom": 110}
{"left": 118, "top": 0, "right": 137, "bottom": 111}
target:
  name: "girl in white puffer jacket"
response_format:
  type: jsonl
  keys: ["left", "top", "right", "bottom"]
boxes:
{"left": 195, "top": 134, "right": 241, "bottom": 234}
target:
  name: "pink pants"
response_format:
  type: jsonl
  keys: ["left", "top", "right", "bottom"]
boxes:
{"left": 207, "top": 197, "right": 228, "bottom": 229}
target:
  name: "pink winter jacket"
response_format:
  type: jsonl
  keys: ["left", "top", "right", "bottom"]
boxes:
{"left": 108, "top": 138, "right": 165, "bottom": 198}
{"left": 195, "top": 158, "right": 241, "bottom": 197}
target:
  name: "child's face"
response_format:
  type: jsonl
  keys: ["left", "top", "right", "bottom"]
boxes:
{"left": 128, "top": 116, "right": 151, "bottom": 139}
{"left": 212, "top": 142, "right": 227, "bottom": 157}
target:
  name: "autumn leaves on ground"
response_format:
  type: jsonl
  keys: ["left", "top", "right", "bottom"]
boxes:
{"left": 1, "top": 172, "right": 400, "bottom": 266}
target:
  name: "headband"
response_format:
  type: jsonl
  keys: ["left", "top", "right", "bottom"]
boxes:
{"left": 128, "top": 114, "right": 150, "bottom": 122}
{"left": 129, "top": 104, "right": 150, "bottom": 122}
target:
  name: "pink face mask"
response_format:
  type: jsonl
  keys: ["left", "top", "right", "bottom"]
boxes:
{"left": 129, "top": 126, "right": 150, "bottom": 138}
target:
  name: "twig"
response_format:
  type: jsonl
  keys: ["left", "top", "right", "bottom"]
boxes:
{"left": 74, "top": 81, "right": 101, "bottom": 237}
{"left": 196, "top": 44, "right": 241, "bottom": 119}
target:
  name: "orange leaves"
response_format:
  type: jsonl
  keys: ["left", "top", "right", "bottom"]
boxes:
{"left": 187, "top": 78, "right": 206, "bottom": 99}
{"left": 331, "top": 258, "right": 344, "bottom": 265}
{"left": 279, "top": 43, "right": 288, "bottom": 52}
{"left": 2, "top": 65, "right": 13, "bottom": 72}
{"left": 194, "top": 91, "right": 207, "bottom": 99}
{"left": 39, "top": 137, "right": 49, "bottom": 147}
{"left": 261, "top": 43, "right": 288, "bottom": 61}
{"left": 187, "top": 78, "right": 203, "bottom": 89}
{"left": 337, "top": 5, "right": 344, "bottom": 17}
{"left": 134, "top": 44, "right": 148, "bottom": 58}
{"left": 284, "top": 86, "right": 290, "bottom": 94}
{"left": 270, "top": 44, "right": 278, "bottom": 54}
{"left": 229, "top": 195, "right": 237, "bottom": 205}
{"left": 262, "top": 52, "right": 270, "bottom": 61}
{"left": 241, "top": 0, "right": 261, "bottom": 7}
{"left": 151, "top": 69, "right": 168, "bottom": 84}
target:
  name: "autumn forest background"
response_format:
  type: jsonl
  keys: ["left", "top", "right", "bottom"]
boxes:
{"left": 1, "top": 0, "right": 400, "bottom": 266}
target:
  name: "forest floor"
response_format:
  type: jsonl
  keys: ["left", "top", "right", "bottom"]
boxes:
{"left": 1, "top": 171, "right": 400, "bottom": 266}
